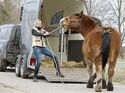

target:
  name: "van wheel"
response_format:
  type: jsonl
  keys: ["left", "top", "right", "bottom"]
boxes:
{"left": 20, "top": 58, "right": 30, "bottom": 78}
{"left": 15, "top": 58, "right": 21, "bottom": 77}
{"left": 0, "top": 59, "right": 7, "bottom": 71}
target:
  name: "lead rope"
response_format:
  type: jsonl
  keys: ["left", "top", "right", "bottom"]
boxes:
{"left": 46, "top": 26, "right": 64, "bottom": 84}
{"left": 49, "top": 26, "right": 62, "bottom": 34}
{"left": 46, "top": 38, "right": 64, "bottom": 84}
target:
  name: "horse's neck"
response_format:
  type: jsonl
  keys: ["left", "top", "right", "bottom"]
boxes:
{"left": 80, "top": 18, "right": 97, "bottom": 37}
{"left": 79, "top": 27, "right": 95, "bottom": 37}
{"left": 81, "top": 30, "right": 88, "bottom": 37}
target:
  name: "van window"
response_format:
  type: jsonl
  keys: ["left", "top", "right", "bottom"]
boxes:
{"left": 15, "top": 26, "right": 21, "bottom": 40}
{"left": 0, "top": 27, "right": 12, "bottom": 39}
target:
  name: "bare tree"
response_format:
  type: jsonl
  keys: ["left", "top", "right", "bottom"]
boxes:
{"left": 0, "top": 2, "right": 10, "bottom": 24}
{"left": 0, "top": 0, "right": 21, "bottom": 25}
{"left": 109, "top": 0, "right": 125, "bottom": 57}
{"left": 80, "top": 0, "right": 112, "bottom": 27}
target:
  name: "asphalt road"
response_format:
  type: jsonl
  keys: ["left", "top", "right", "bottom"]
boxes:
{"left": 0, "top": 67, "right": 125, "bottom": 93}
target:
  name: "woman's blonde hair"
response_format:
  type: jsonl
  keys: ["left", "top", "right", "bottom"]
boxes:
{"left": 34, "top": 19, "right": 43, "bottom": 28}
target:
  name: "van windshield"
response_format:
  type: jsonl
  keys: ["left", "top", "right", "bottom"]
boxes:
{"left": 0, "top": 27, "right": 12, "bottom": 39}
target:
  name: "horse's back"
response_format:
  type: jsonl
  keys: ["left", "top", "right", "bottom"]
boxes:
{"left": 83, "top": 26, "right": 121, "bottom": 61}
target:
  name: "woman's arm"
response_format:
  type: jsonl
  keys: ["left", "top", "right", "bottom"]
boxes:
{"left": 32, "top": 28, "right": 44, "bottom": 36}
{"left": 32, "top": 27, "right": 49, "bottom": 36}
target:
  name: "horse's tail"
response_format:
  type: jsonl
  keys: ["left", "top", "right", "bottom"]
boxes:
{"left": 101, "top": 31, "right": 111, "bottom": 70}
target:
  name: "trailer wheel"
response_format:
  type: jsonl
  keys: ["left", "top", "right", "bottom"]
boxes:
{"left": 0, "top": 59, "right": 7, "bottom": 71}
{"left": 20, "top": 57, "right": 30, "bottom": 78}
{"left": 15, "top": 58, "right": 21, "bottom": 77}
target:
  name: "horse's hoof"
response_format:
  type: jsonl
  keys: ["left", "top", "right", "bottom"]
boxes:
{"left": 107, "top": 86, "right": 113, "bottom": 91}
{"left": 102, "top": 79, "right": 107, "bottom": 89}
{"left": 107, "top": 81, "right": 113, "bottom": 91}
{"left": 95, "top": 85, "right": 102, "bottom": 92}
{"left": 87, "top": 82, "right": 93, "bottom": 88}
{"left": 95, "top": 89, "right": 102, "bottom": 92}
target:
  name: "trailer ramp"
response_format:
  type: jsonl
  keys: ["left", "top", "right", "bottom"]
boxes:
{"left": 40, "top": 68, "right": 88, "bottom": 83}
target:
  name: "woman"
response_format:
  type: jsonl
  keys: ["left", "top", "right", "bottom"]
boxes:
{"left": 32, "top": 19, "right": 64, "bottom": 82}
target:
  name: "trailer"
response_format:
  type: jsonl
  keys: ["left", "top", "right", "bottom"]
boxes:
{"left": 15, "top": 0, "right": 88, "bottom": 82}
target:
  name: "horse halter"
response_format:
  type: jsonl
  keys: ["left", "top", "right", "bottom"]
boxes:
{"left": 66, "top": 16, "right": 81, "bottom": 24}
{"left": 59, "top": 16, "right": 82, "bottom": 26}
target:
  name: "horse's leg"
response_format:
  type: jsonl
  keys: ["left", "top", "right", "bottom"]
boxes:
{"left": 87, "top": 73, "right": 97, "bottom": 88}
{"left": 83, "top": 56, "right": 87, "bottom": 67}
{"left": 107, "top": 54, "right": 117, "bottom": 91}
{"left": 94, "top": 58, "right": 102, "bottom": 92}
{"left": 86, "top": 61, "right": 95, "bottom": 88}
{"left": 102, "top": 68, "right": 107, "bottom": 89}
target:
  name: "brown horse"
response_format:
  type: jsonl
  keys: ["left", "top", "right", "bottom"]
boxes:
{"left": 60, "top": 11, "right": 121, "bottom": 92}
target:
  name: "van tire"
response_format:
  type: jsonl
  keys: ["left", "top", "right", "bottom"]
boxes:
{"left": 20, "top": 57, "right": 30, "bottom": 78}
{"left": 0, "top": 59, "right": 7, "bottom": 71}
{"left": 15, "top": 58, "right": 21, "bottom": 77}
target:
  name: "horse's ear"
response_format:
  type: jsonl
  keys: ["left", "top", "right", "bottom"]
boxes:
{"left": 79, "top": 11, "right": 84, "bottom": 18}
{"left": 80, "top": 11, "right": 83, "bottom": 14}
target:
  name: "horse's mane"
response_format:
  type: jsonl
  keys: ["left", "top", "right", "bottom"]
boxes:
{"left": 91, "top": 17, "right": 102, "bottom": 26}
{"left": 74, "top": 13, "right": 102, "bottom": 26}
{"left": 82, "top": 16, "right": 97, "bottom": 32}
{"left": 74, "top": 13, "right": 80, "bottom": 16}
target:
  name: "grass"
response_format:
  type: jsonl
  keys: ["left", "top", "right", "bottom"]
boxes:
{"left": 41, "top": 60, "right": 85, "bottom": 68}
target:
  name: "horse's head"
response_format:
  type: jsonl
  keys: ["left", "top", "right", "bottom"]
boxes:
{"left": 60, "top": 11, "right": 97, "bottom": 37}
{"left": 60, "top": 11, "right": 84, "bottom": 31}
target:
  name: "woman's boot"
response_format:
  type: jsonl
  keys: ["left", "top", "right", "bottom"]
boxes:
{"left": 33, "top": 69, "right": 39, "bottom": 82}
{"left": 53, "top": 60, "right": 64, "bottom": 77}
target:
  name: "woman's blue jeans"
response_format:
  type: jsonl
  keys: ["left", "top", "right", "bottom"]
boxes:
{"left": 33, "top": 46, "right": 60, "bottom": 75}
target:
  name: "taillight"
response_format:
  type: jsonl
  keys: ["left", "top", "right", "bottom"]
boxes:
{"left": 30, "top": 58, "right": 36, "bottom": 66}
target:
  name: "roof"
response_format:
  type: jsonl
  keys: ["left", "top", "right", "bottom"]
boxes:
{"left": 0, "top": 24, "right": 21, "bottom": 28}
{"left": 0, "top": 24, "right": 15, "bottom": 28}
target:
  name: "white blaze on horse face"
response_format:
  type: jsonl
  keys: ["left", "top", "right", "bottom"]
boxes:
{"left": 60, "top": 16, "right": 70, "bottom": 26}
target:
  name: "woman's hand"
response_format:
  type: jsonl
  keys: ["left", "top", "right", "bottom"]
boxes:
{"left": 43, "top": 31, "right": 49, "bottom": 36}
